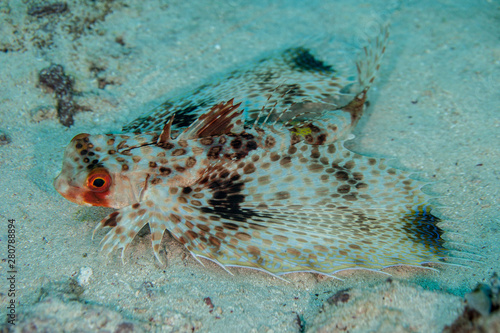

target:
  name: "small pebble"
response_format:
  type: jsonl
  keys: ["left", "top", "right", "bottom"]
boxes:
{"left": 327, "top": 288, "right": 351, "bottom": 306}
{"left": 0, "top": 131, "right": 11, "bottom": 145}
{"left": 77, "top": 266, "right": 93, "bottom": 286}
{"left": 204, "top": 297, "right": 214, "bottom": 312}
{"left": 465, "top": 284, "right": 492, "bottom": 316}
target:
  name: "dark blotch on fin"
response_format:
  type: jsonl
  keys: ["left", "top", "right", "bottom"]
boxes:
{"left": 198, "top": 168, "right": 272, "bottom": 223}
{"left": 173, "top": 104, "right": 207, "bottom": 128}
{"left": 122, "top": 100, "right": 212, "bottom": 133}
{"left": 286, "top": 47, "right": 334, "bottom": 73}
{"left": 403, "top": 209, "right": 445, "bottom": 253}
{"left": 200, "top": 206, "right": 269, "bottom": 224}
{"left": 206, "top": 177, "right": 245, "bottom": 212}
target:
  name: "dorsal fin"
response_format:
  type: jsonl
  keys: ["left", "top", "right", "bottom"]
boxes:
{"left": 346, "top": 24, "right": 389, "bottom": 128}
{"left": 157, "top": 114, "right": 175, "bottom": 146}
{"left": 177, "top": 99, "right": 244, "bottom": 140}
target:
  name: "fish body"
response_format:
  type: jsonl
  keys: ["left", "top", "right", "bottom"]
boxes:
{"left": 54, "top": 27, "right": 451, "bottom": 276}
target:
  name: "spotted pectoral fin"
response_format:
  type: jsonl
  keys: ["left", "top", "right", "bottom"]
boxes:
{"left": 160, "top": 141, "right": 456, "bottom": 275}
{"left": 177, "top": 99, "right": 245, "bottom": 140}
{"left": 95, "top": 203, "right": 168, "bottom": 263}
{"left": 159, "top": 203, "right": 322, "bottom": 275}
{"left": 162, "top": 197, "right": 449, "bottom": 276}
{"left": 146, "top": 182, "right": 322, "bottom": 274}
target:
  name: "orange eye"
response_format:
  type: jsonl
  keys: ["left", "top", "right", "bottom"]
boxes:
{"left": 86, "top": 168, "right": 112, "bottom": 192}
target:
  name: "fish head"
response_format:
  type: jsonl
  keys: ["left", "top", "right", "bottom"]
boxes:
{"left": 54, "top": 132, "right": 157, "bottom": 209}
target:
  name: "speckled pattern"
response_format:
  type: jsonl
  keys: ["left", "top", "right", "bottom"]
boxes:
{"left": 54, "top": 25, "right": 458, "bottom": 276}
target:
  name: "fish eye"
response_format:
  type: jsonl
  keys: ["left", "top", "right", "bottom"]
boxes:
{"left": 86, "top": 168, "right": 112, "bottom": 192}
{"left": 92, "top": 178, "right": 105, "bottom": 188}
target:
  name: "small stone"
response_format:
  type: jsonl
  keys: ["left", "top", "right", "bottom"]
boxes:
{"left": 0, "top": 131, "right": 11, "bottom": 145}
{"left": 114, "top": 322, "right": 134, "bottom": 333}
{"left": 465, "top": 284, "right": 492, "bottom": 317}
{"left": 77, "top": 266, "right": 93, "bottom": 286}
{"left": 204, "top": 297, "right": 214, "bottom": 312}
{"left": 327, "top": 288, "right": 351, "bottom": 306}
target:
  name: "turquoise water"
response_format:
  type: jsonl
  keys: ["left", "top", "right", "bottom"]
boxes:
{"left": 0, "top": 0, "right": 498, "bottom": 331}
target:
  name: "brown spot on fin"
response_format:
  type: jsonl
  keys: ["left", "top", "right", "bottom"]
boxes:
{"left": 177, "top": 99, "right": 244, "bottom": 140}
{"left": 101, "top": 211, "right": 120, "bottom": 227}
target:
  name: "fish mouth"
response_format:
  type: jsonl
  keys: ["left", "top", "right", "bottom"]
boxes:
{"left": 53, "top": 173, "right": 92, "bottom": 207}
{"left": 53, "top": 172, "right": 68, "bottom": 197}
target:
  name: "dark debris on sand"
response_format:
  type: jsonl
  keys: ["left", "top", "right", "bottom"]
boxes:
{"left": 444, "top": 273, "right": 500, "bottom": 333}
{"left": 0, "top": 131, "right": 11, "bottom": 145}
{"left": 27, "top": 2, "right": 69, "bottom": 18}
{"left": 38, "top": 64, "right": 89, "bottom": 127}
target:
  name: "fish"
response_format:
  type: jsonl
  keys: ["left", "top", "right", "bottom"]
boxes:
{"left": 54, "top": 26, "right": 459, "bottom": 277}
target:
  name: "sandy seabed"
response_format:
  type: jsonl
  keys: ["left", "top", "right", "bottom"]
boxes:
{"left": 0, "top": 0, "right": 499, "bottom": 332}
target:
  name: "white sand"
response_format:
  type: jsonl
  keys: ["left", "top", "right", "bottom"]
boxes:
{"left": 0, "top": 0, "right": 498, "bottom": 331}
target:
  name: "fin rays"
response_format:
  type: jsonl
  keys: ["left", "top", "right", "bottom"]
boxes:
{"left": 178, "top": 99, "right": 244, "bottom": 140}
